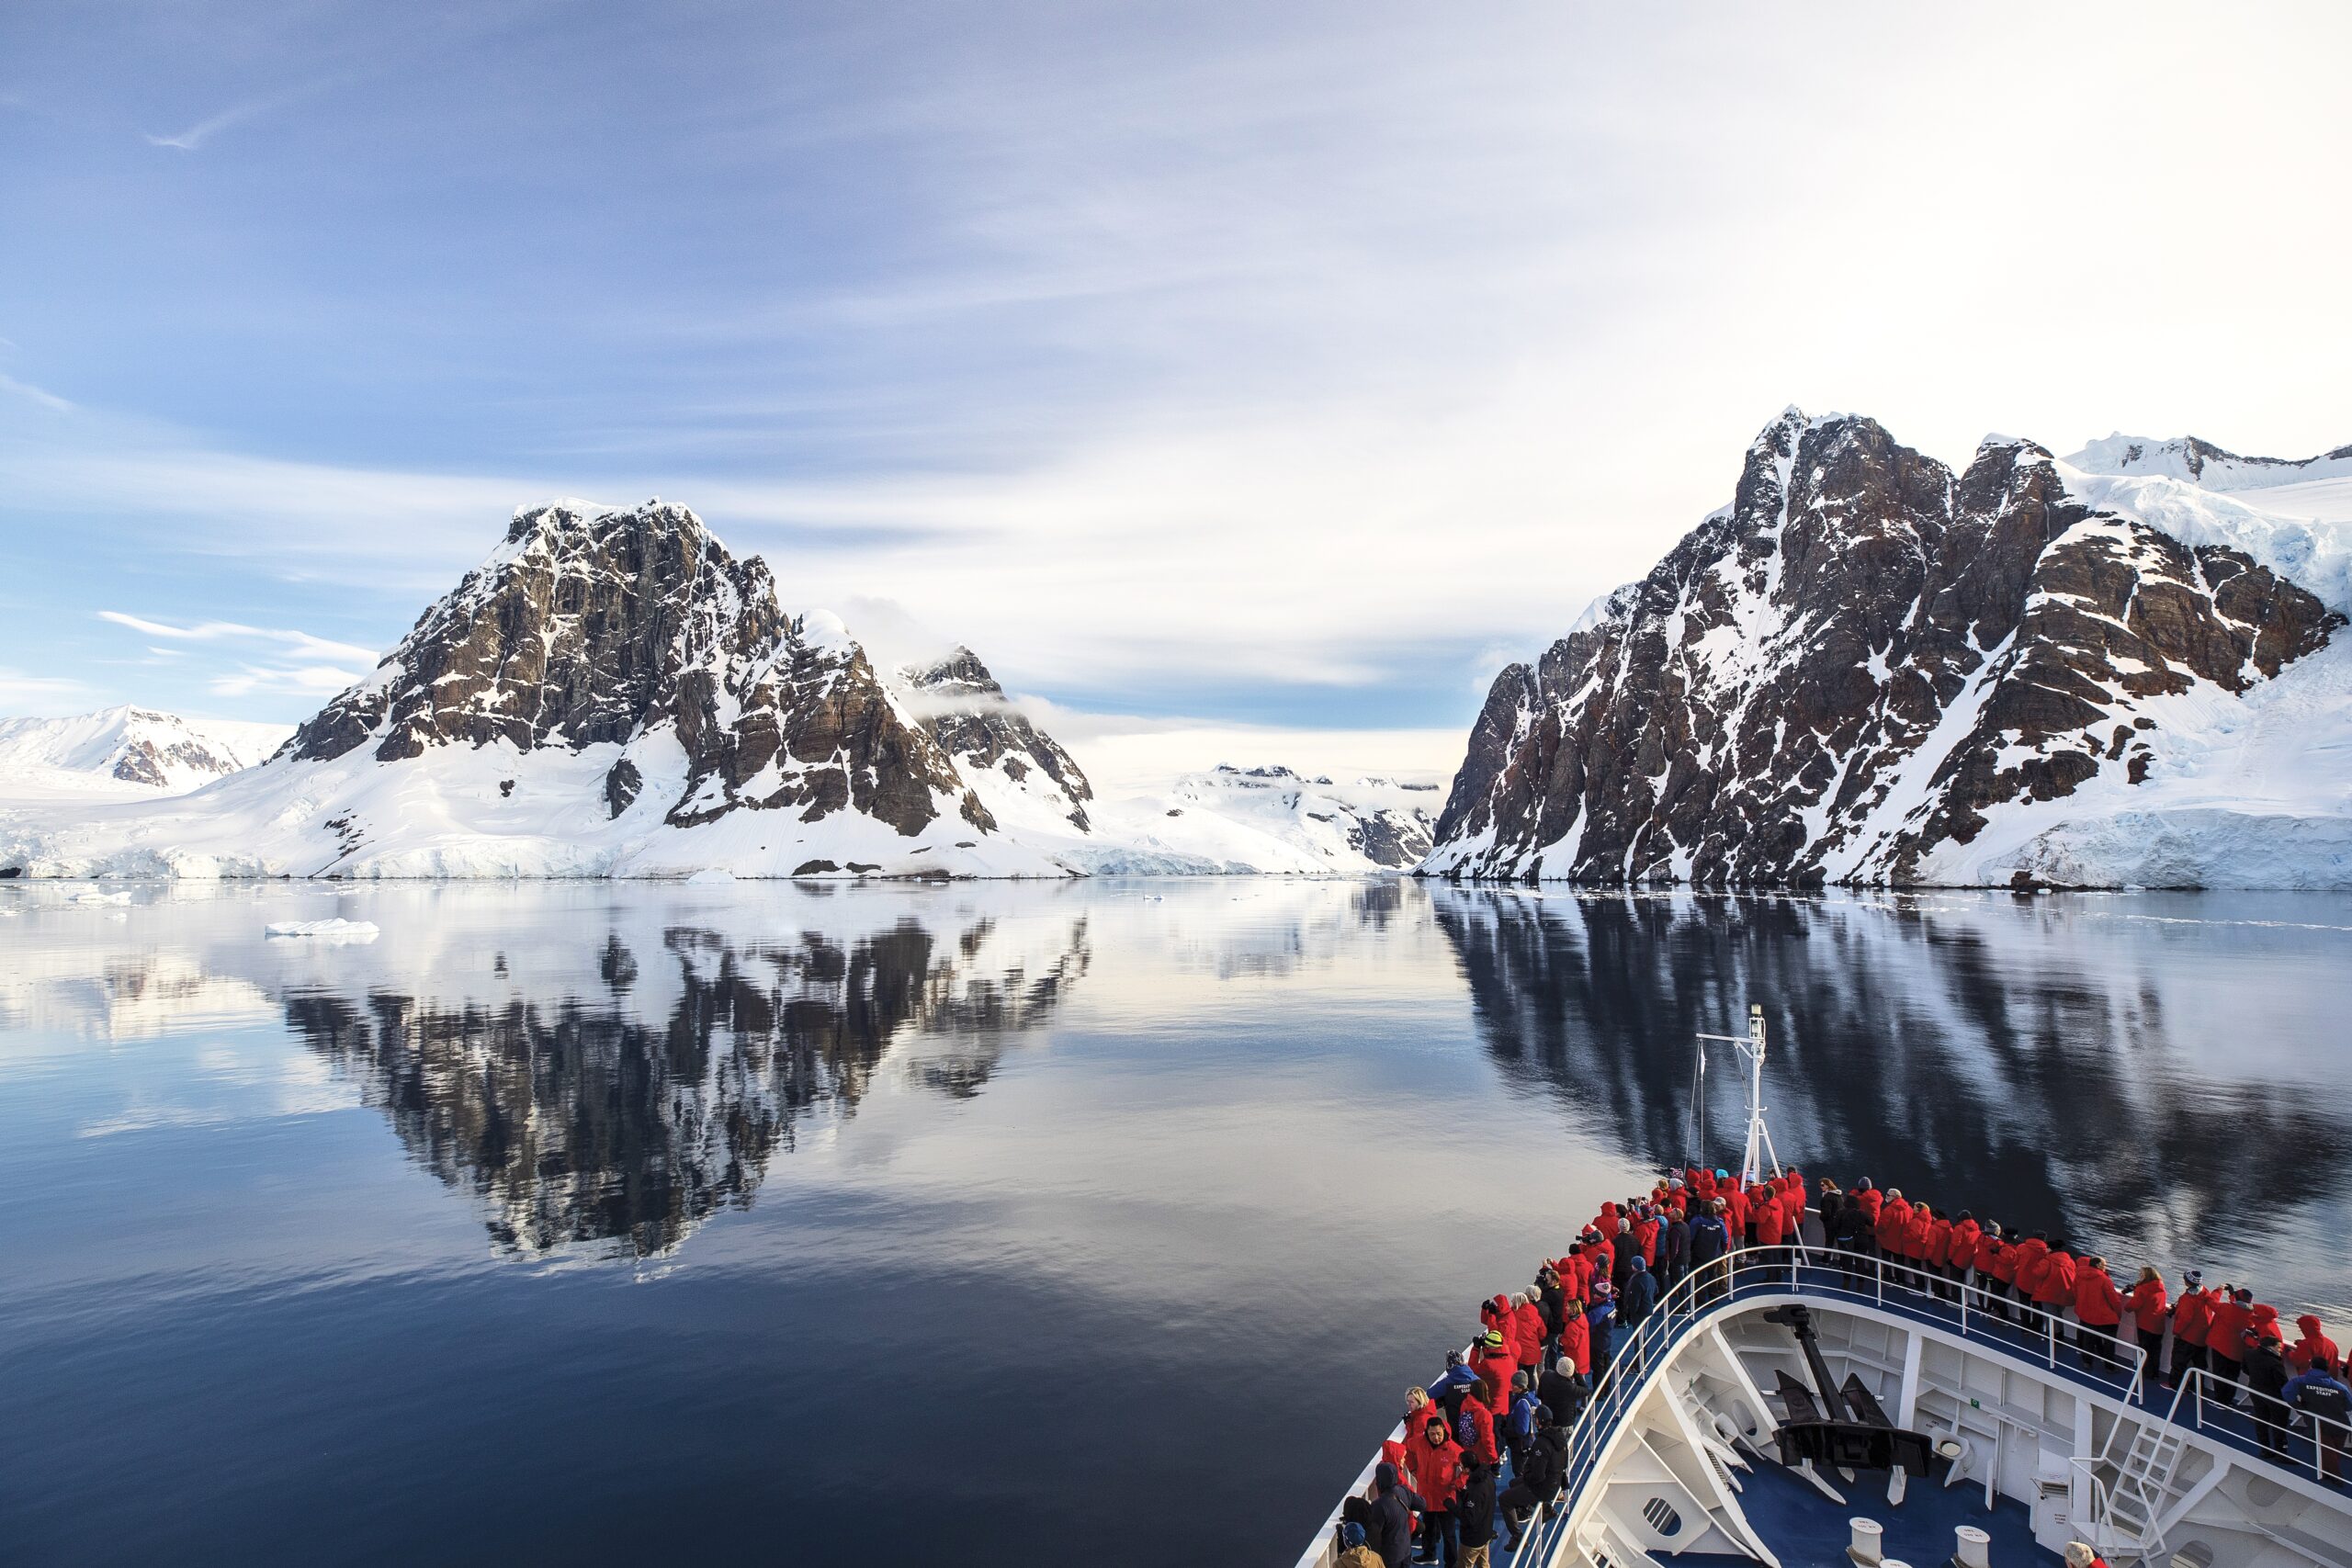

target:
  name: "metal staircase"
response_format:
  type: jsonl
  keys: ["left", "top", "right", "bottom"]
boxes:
{"left": 2098, "top": 1421, "right": 2192, "bottom": 1562}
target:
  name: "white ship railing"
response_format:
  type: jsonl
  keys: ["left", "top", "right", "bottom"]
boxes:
{"left": 1300, "top": 1236, "right": 2160, "bottom": 1568}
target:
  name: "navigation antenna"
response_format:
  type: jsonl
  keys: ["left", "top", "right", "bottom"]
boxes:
{"left": 1694, "top": 1004, "right": 1781, "bottom": 1188}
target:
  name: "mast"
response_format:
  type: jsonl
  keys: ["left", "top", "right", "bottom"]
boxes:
{"left": 1695, "top": 1003, "right": 1781, "bottom": 1187}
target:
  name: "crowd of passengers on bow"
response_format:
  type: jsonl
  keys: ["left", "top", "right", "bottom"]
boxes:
{"left": 1327, "top": 1166, "right": 2352, "bottom": 1568}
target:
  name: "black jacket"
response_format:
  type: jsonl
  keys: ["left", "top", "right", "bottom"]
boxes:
{"left": 1453, "top": 1469, "right": 1499, "bottom": 1548}
{"left": 1537, "top": 1368, "right": 1587, "bottom": 1427}
{"left": 1663, "top": 1219, "right": 1690, "bottom": 1268}
{"left": 1370, "top": 1485, "right": 1424, "bottom": 1568}
{"left": 2246, "top": 1338, "right": 2293, "bottom": 1401}
{"left": 1517, "top": 1426, "right": 1569, "bottom": 1500}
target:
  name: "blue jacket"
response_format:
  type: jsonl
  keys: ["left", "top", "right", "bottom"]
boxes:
{"left": 1427, "top": 1363, "right": 1482, "bottom": 1404}
{"left": 1690, "top": 1214, "right": 1729, "bottom": 1263}
{"left": 2284, "top": 1367, "right": 2352, "bottom": 1422}
{"left": 1622, "top": 1258, "right": 1660, "bottom": 1321}
{"left": 1510, "top": 1389, "right": 1543, "bottom": 1442}
{"left": 1585, "top": 1296, "right": 1616, "bottom": 1344}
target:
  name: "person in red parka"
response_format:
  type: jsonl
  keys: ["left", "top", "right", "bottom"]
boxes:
{"left": 1724, "top": 1181, "right": 1750, "bottom": 1247}
{"left": 1781, "top": 1171, "right": 1808, "bottom": 1233}
{"left": 2290, "top": 1314, "right": 2341, "bottom": 1376}
{"left": 2171, "top": 1272, "right": 2215, "bottom": 1382}
{"left": 2124, "top": 1267, "right": 2170, "bottom": 1383}
{"left": 2033, "top": 1243, "right": 2079, "bottom": 1346}
{"left": 1755, "top": 1190, "right": 1787, "bottom": 1254}
{"left": 1512, "top": 1292, "right": 1548, "bottom": 1383}
{"left": 1632, "top": 1209, "right": 1661, "bottom": 1268}
{"left": 1404, "top": 1409, "right": 1467, "bottom": 1561}
{"left": 1851, "top": 1179, "right": 1883, "bottom": 1226}
{"left": 1975, "top": 1222, "right": 2012, "bottom": 1318}
{"left": 1947, "top": 1212, "right": 1983, "bottom": 1297}
{"left": 1453, "top": 1388, "right": 1500, "bottom": 1469}
{"left": 1876, "top": 1191, "right": 1914, "bottom": 1261}
{"left": 2008, "top": 1232, "right": 2052, "bottom": 1319}
{"left": 2074, "top": 1256, "right": 2127, "bottom": 1371}
{"left": 1471, "top": 1329, "right": 1515, "bottom": 1422}
{"left": 2209, "top": 1288, "right": 2255, "bottom": 1401}
{"left": 1923, "top": 1208, "right": 1956, "bottom": 1301}
{"left": 1557, "top": 1300, "right": 1591, "bottom": 1378}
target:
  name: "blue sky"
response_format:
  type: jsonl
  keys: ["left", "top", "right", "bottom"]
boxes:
{"left": 4, "top": 1, "right": 2349, "bottom": 786}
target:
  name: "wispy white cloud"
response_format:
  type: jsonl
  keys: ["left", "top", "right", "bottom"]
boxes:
{"left": 97, "top": 611, "right": 379, "bottom": 667}
{"left": 0, "top": 371, "right": 74, "bottom": 412}
{"left": 209, "top": 662, "right": 365, "bottom": 699}
{"left": 93, "top": 613, "right": 372, "bottom": 707}
{"left": 0, "top": 667, "right": 91, "bottom": 712}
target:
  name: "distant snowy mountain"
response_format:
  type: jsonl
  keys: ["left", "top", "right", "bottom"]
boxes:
{"left": 2066, "top": 434, "right": 2352, "bottom": 494}
{"left": 1068, "top": 765, "right": 1436, "bottom": 875}
{"left": 1423, "top": 411, "right": 2352, "bottom": 889}
{"left": 1, "top": 501, "right": 1071, "bottom": 879}
{"left": 0, "top": 706, "right": 289, "bottom": 799}
{"left": 896, "top": 648, "right": 1096, "bottom": 836}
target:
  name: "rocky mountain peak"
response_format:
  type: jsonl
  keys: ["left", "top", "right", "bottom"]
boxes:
{"left": 286, "top": 498, "right": 995, "bottom": 844}
{"left": 900, "top": 646, "right": 1094, "bottom": 832}
{"left": 1426, "top": 410, "right": 2343, "bottom": 887}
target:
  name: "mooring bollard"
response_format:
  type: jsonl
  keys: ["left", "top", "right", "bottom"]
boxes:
{"left": 1953, "top": 1523, "right": 1991, "bottom": 1567}
{"left": 1847, "top": 1517, "right": 1884, "bottom": 1565}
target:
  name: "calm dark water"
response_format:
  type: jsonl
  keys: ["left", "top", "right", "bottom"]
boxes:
{"left": 2, "top": 879, "right": 2348, "bottom": 1565}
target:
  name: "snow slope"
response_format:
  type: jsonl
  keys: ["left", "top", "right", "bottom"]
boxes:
{"left": 1913, "top": 448, "right": 2352, "bottom": 888}
{"left": 0, "top": 707, "right": 290, "bottom": 800}
{"left": 1057, "top": 766, "right": 1437, "bottom": 875}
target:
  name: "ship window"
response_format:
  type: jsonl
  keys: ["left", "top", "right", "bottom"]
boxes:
{"left": 2169, "top": 1544, "right": 2214, "bottom": 1568}
{"left": 1641, "top": 1496, "right": 1683, "bottom": 1538}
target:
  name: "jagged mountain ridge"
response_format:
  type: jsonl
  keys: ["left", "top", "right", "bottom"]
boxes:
{"left": 1422, "top": 410, "right": 2347, "bottom": 888}
{"left": 898, "top": 647, "right": 1095, "bottom": 834}
{"left": 294, "top": 500, "right": 992, "bottom": 842}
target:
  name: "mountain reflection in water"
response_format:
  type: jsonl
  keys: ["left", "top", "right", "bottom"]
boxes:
{"left": 283, "top": 915, "right": 1089, "bottom": 1257}
{"left": 1, "top": 879, "right": 2347, "bottom": 1568}
{"left": 1436, "top": 887, "right": 2352, "bottom": 1285}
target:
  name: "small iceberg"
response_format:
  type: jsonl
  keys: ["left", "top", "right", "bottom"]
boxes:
{"left": 73, "top": 890, "right": 134, "bottom": 905}
{"left": 264, "top": 919, "right": 380, "bottom": 942}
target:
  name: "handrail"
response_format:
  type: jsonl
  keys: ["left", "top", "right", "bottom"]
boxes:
{"left": 1302, "top": 1228, "right": 2352, "bottom": 1568}
{"left": 2165, "top": 1362, "right": 2352, "bottom": 1490}
{"left": 1511, "top": 1244, "right": 2150, "bottom": 1565}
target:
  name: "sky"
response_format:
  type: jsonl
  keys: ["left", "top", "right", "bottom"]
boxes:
{"left": 3, "top": 1, "right": 2349, "bottom": 792}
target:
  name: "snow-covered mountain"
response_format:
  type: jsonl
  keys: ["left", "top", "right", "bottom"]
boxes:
{"left": 1422, "top": 410, "right": 2352, "bottom": 889}
{"left": 0, "top": 706, "right": 289, "bottom": 799}
{"left": 896, "top": 647, "right": 1097, "bottom": 836}
{"left": 1069, "top": 765, "right": 1437, "bottom": 874}
{"left": 1, "top": 501, "right": 1072, "bottom": 879}
{"left": 0, "top": 502, "right": 1429, "bottom": 881}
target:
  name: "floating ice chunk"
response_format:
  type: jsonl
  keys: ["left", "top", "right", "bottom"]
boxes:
{"left": 684, "top": 868, "right": 735, "bottom": 884}
{"left": 73, "top": 890, "right": 134, "bottom": 905}
{"left": 264, "top": 919, "right": 380, "bottom": 941}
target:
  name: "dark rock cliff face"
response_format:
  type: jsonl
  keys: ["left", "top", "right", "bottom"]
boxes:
{"left": 1424, "top": 411, "right": 2342, "bottom": 886}
{"left": 900, "top": 647, "right": 1095, "bottom": 831}
{"left": 290, "top": 501, "right": 992, "bottom": 837}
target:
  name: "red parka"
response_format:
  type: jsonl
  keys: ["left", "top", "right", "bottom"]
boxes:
{"left": 2007, "top": 1237, "right": 2050, "bottom": 1295}
{"left": 1512, "top": 1302, "right": 1548, "bottom": 1370}
{"left": 1755, "top": 1197, "right": 1786, "bottom": 1247}
{"left": 2291, "top": 1314, "right": 2340, "bottom": 1375}
{"left": 2125, "top": 1277, "right": 2169, "bottom": 1336}
{"left": 2075, "top": 1263, "right": 2125, "bottom": 1329}
{"left": 2172, "top": 1288, "right": 2215, "bottom": 1348}
{"left": 2208, "top": 1297, "right": 2253, "bottom": 1364}
{"left": 1405, "top": 1420, "right": 1467, "bottom": 1508}
{"left": 1925, "top": 1215, "right": 1955, "bottom": 1269}
{"left": 1632, "top": 1215, "right": 1660, "bottom": 1267}
{"left": 1877, "top": 1197, "right": 1915, "bottom": 1255}
{"left": 1853, "top": 1187, "right": 1883, "bottom": 1224}
{"left": 1558, "top": 1312, "right": 1591, "bottom": 1377}
{"left": 2033, "top": 1251, "right": 2078, "bottom": 1311}
{"left": 1948, "top": 1218, "right": 1982, "bottom": 1270}
{"left": 1453, "top": 1395, "right": 1499, "bottom": 1468}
